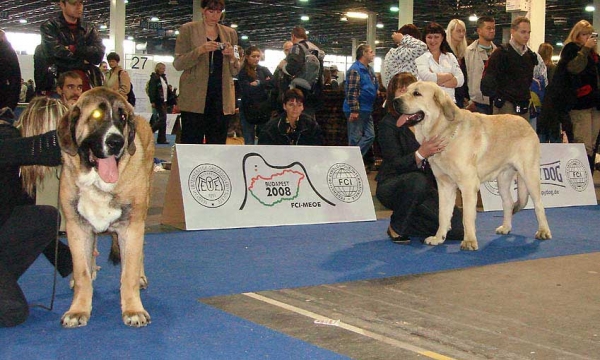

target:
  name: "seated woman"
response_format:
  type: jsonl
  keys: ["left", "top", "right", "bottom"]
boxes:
{"left": 0, "top": 97, "right": 72, "bottom": 327}
{"left": 258, "top": 89, "right": 323, "bottom": 145}
{"left": 376, "top": 72, "right": 464, "bottom": 244}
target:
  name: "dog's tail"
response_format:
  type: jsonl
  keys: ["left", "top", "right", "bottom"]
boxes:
{"left": 512, "top": 174, "right": 529, "bottom": 214}
{"left": 108, "top": 233, "right": 121, "bottom": 265}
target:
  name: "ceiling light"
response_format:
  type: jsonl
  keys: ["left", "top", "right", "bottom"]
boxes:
{"left": 586, "top": 5, "right": 595, "bottom": 12}
{"left": 241, "top": 35, "right": 248, "bottom": 40}
{"left": 299, "top": 0, "right": 308, "bottom": 2}
{"left": 390, "top": 6, "right": 399, "bottom": 12}
{"left": 306, "top": 31, "right": 310, "bottom": 34}
{"left": 301, "top": 15, "right": 309, "bottom": 21}
{"left": 175, "top": 30, "right": 180, "bottom": 35}
{"left": 230, "top": 23, "right": 238, "bottom": 28}
{"left": 19, "top": 19, "right": 27, "bottom": 24}
{"left": 376, "top": 23, "right": 384, "bottom": 29}
{"left": 100, "top": 24, "right": 107, "bottom": 30}
{"left": 340, "top": 16, "right": 348, "bottom": 22}
{"left": 150, "top": 16, "right": 159, "bottom": 22}
{"left": 127, "top": 36, "right": 134, "bottom": 40}
{"left": 556, "top": 42, "right": 563, "bottom": 47}
{"left": 375, "top": 40, "right": 380, "bottom": 44}
{"left": 469, "top": 14, "right": 478, "bottom": 22}
{"left": 346, "top": 11, "right": 368, "bottom": 19}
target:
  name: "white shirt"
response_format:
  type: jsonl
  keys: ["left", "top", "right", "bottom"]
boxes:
{"left": 415, "top": 51, "right": 464, "bottom": 102}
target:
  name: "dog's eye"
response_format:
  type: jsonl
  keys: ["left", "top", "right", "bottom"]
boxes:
{"left": 91, "top": 109, "right": 103, "bottom": 120}
{"left": 413, "top": 90, "right": 422, "bottom": 97}
{"left": 118, "top": 108, "right": 127, "bottom": 123}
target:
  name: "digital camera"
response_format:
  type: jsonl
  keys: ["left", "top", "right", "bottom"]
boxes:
{"left": 217, "top": 42, "right": 227, "bottom": 50}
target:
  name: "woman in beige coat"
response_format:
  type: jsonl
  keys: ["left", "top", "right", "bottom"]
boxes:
{"left": 173, "top": 0, "right": 240, "bottom": 144}
{"left": 104, "top": 52, "right": 131, "bottom": 99}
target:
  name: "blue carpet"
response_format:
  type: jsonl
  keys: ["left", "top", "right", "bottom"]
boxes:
{"left": 1, "top": 206, "right": 599, "bottom": 359}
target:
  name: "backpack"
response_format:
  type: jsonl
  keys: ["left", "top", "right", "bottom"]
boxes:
{"left": 290, "top": 42, "right": 325, "bottom": 94}
{"left": 33, "top": 44, "right": 57, "bottom": 94}
{"left": 118, "top": 70, "right": 136, "bottom": 106}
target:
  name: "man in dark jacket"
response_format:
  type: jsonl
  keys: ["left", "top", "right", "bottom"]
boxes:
{"left": 147, "top": 62, "right": 171, "bottom": 144}
{"left": 40, "top": 0, "right": 105, "bottom": 92}
{"left": 0, "top": 30, "right": 22, "bottom": 111}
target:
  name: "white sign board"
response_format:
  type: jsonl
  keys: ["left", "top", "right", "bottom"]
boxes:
{"left": 506, "top": 0, "right": 530, "bottom": 12}
{"left": 480, "top": 143, "right": 597, "bottom": 211}
{"left": 162, "top": 145, "right": 377, "bottom": 230}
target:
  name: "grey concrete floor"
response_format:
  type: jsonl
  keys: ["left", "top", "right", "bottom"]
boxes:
{"left": 148, "top": 143, "right": 600, "bottom": 360}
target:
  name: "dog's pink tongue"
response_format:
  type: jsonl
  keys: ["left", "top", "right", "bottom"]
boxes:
{"left": 97, "top": 156, "right": 119, "bottom": 183}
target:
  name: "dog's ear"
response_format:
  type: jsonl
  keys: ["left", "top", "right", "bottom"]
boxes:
{"left": 434, "top": 87, "right": 457, "bottom": 121}
{"left": 57, "top": 106, "right": 80, "bottom": 156}
{"left": 126, "top": 115, "right": 136, "bottom": 155}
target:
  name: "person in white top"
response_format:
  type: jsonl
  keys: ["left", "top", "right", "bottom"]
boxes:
{"left": 415, "top": 22, "right": 464, "bottom": 102}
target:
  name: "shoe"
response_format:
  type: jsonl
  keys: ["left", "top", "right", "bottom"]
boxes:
{"left": 387, "top": 225, "right": 410, "bottom": 244}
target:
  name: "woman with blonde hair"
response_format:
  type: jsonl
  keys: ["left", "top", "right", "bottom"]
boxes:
{"left": 1, "top": 97, "right": 72, "bottom": 327}
{"left": 446, "top": 19, "right": 469, "bottom": 107}
{"left": 15, "top": 97, "right": 68, "bottom": 197}
{"left": 561, "top": 20, "right": 599, "bottom": 169}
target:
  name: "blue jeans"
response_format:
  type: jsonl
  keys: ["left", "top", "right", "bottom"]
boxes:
{"left": 346, "top": 111, "right": 375, "bottom": 156}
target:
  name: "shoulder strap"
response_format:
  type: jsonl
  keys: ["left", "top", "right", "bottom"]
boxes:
{"left": 118, "top": 70, "right": 122, "bottom": 86}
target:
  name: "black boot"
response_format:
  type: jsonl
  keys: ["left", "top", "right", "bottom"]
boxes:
{"left": 0, "top": 263, "right": 29, "bottom": 327}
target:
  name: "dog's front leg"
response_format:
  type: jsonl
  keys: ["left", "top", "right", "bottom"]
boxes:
{"left": 459, "top": 180, "right": 479, "bottom": 251}
{"left": 61, "top": 224, "right": 95, "bottom": 328}
{"left": 118, "top": 222, "right": 150, "bottom": 327}
{"left": 424, "top": 175, "right": 455, "bottom": 246}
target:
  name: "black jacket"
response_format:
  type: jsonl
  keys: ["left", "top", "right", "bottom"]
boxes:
{"left": 148, "top": 72, "right": 169, "bottom": 105}
{"left": 0, "top": 40, "right": 21, "bottom": 110}
{"left": 40, "top": 13, "right": 105, "bottom": 76}
{"left": 238, "top": 64, "right": 273, "bottom": 108}
{"left": 258, "top": 113, "right": 323, "bottom": 146}
{"left": 375, "top": 113, "right": 435, "bottom": 184}
{"left": 0, "top": 126, "right": 61, "bottom": 227}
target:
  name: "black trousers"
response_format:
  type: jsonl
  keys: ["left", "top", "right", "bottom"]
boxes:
{"left": 151, "top": 102, "right": 168, "bottom": 143}
{"left": 376, "top": 171, "right": 464, "bottom": 240}
{"left": 180, "top": 91, "right": 229, "bottom": 144}
{"left": 0, "top": 205, "right": 71, "bottom": 327}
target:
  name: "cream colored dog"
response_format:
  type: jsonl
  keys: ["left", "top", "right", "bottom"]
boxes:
{"left": 393, "top": 81, "right": 552, "bottom": 250}
{"left": 58, "top": 88, "right": 154, "bottom": 327}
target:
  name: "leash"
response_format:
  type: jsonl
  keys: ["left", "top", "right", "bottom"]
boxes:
{"left": 30, "top": 170, "right": 62, "bottom": 312}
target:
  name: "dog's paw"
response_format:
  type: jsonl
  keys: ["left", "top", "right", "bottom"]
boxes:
{"left": 460, "top": 240, "right": 479, "bottom": 251}
{"left": 139, "top": 276, "right": 148, "bottom": 290}
{"left": 424, "top": 236, "right": 445, "bottom": 246}
{"left": 495, "top": 225, "right": 511, "bottom": 235}
{"left": 535, "top": 228, "right": 552, "bottom": 240}
{"left": 61, "top": 311, "right": 90, "bottom": 328}
{"left": 122, "top": 310, "right": 151, "bottom": 327}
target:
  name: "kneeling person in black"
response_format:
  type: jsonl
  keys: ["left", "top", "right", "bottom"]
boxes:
{"left": 258, "top": 89, "right": 323, "bottom": 146}
{"left": 376, "top": 73, "right": 464, "bottom": 244}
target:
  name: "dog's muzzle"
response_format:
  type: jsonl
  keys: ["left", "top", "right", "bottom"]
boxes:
{"left": 392, "top": 97, "right": 425, "bottom": 126}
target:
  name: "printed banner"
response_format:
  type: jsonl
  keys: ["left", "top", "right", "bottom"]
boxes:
{"left": 162, "top": 145, "right": 376, "bottom": 230}
{"left": 480, "top": 143, "right": 597, "bottom": 211}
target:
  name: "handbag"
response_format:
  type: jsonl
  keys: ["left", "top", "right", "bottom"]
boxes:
{"left": 243, "top": 100, "right": 272, "bottom": 125}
